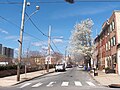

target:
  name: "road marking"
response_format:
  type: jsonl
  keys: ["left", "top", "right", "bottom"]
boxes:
{"left": 74, "top": 81, "right": 82, "bottom": 86}
{"left": 19, "top": 83, "right": 31, "bottom": 88}
{"left": 86, "top": 81, "right": 95, "bottom": 86}
{"left": 46, "top": 82, "right": 56, "bottom": 87}
{"left": 32, "top": 82, "right": 43, "bottom": 88}
{"left": 61, "top": 82, "right": 69, "bottom": 86}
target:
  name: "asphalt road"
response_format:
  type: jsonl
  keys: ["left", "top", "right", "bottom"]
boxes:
{"left": 0, "top": 67, "right": 119, "bottom": 90}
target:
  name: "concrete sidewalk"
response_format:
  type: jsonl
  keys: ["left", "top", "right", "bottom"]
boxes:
{"left": 90, "top": 70, "right": 120, "bottom": 87}
{"left": 0, "top": 69, "right": 55, "bottom": 87}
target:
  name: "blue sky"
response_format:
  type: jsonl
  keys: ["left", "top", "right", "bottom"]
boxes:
{"left": 0, "top": 0, "right": 120, "bottom": 57}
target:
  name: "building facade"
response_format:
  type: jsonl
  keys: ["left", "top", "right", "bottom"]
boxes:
{"left": 94, "top": 11, "right": 120, "bottom": 74}
{"left": 0, "top": 44, "right": 2, "bottom": 55}
{"left": 0, "top": 43, "right": 14, "bottom": 65}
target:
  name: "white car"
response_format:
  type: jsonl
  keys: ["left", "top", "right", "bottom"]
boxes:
{"left": 78, "top": 65, "right": 83, "bottom": 68}
{"left": 55, "top": 64, "right": 66, "bottom": 72}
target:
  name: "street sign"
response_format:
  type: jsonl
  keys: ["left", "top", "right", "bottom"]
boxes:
{"left": 45, "top": 56, "right": 52, "bottom": 64}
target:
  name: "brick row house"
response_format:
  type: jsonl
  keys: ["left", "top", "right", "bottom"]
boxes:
{"left": 93, "top": 10, "right": 120, "bottom": 74}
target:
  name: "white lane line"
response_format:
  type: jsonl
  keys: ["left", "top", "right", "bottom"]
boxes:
{"left": 74, "top": 81, "right": 82, "bottom": 86}
{"left": 46, "top": 82, "right": 56, "bottom": 87}
{"left": 86, "top": 81, "right": 95, "bottom": 86}
{"left": 19, "top": 83, "right": 31, "bottom": 88}
{"left": 32, "top": 82, "right": 43, "bottom": 88}
{"left": 61, "top": 82, "right": 69, "bottom": 87}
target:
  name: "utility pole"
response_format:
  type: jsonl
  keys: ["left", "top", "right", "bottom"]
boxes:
{"left": 65, "top": 46, "right": 67, "bottom": 61}
{"left": 17, "top": 0, "right": 26, "bottom": 81}
{"left": 47, "top": 26, "right": 51, "bottom": 72}
{"left": 24, "top": 48, "right": 29, "bottom": 78}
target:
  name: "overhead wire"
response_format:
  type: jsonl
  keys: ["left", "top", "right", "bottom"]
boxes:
{"left": 0, "top": 15, "right": 20, "bottom": 28}
{"left": 0, "top": 15, "right": 44, "bottom": 42}
{"left": 0, "top": 15, "right": 57, "bottom": 53}
{"left": 25, "top": 12, "right": 48, "bottom": 37}
{"left": 0, "top": 0, "right": 120, "bottom": 5}
{"left": 51, "top": 41, "right": 61, "bottom": 54}
{"left": 50, "top": 45, "right": 55, "bottom": 53}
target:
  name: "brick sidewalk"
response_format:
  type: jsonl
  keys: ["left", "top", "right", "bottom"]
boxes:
{"left": 0, "top": 69, "right": 55, "bottom": 87}
{"left": 90, "top": 70, "right": 120, "bottom": 86}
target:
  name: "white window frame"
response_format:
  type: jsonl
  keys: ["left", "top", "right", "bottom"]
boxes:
{"left": 113, "top": 36, "right": 116, "bottom": 46}
{"left": 110, "top": 24, "right": 112, "bottom": 32}
{"left": 112, "top": 21, "right": 115, "bottom": 30}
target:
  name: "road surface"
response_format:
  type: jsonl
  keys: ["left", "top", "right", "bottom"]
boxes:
{"left": 0, "top": 67, "right": 118, "bottom": 90}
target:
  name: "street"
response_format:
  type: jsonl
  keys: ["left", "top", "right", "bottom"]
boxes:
{"left": 0, "top": 67, "right": 118, "bottom": 90}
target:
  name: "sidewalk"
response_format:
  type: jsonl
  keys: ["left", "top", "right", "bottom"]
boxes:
{"left": 0, "top": 68, "right": 55, "bottom": 87}
{"left": 90, "top": 70, "right": 120, "bottom": 87}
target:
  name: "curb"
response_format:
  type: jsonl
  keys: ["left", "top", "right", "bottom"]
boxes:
{"left": 88, "top": 72, "right": 109, "bottom": 87}
{"left": 13, "top": 70, "right": 55, "bottom": 86}
{"left": 88, "top": 72, "right": 101, "bottom": 84}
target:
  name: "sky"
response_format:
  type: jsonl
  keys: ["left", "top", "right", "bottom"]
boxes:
{"left": 0, "top": 0, "right": 120, "bottom": 57}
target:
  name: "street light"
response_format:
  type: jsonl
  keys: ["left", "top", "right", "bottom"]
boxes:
{"left": 65, "top": 0, "right": 74, "bottom": 3}
{"left": 25, "top": 6, "right": 40, "bottom": 23}
{"left": 17, "top": 0, "right": 39, "bottom": 81}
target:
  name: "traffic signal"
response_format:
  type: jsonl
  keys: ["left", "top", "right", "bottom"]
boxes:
{"left": 65, "top": 0, "right": 74, "bottom": 4}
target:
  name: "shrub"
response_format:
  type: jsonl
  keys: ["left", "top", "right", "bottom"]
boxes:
{"left": 0, "top": 65, "right": 17, "bottom": 71}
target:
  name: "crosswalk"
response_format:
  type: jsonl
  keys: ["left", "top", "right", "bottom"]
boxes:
{"left": 18, "top": 81, "right": 97, "bottom": 88}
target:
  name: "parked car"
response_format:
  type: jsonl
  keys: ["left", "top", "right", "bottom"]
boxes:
{"left": 55, "top": 64, "right": 66, "bottom": 72}
{"left": 78, "top": 65, "right": 83, "bottom": 68}
{"left": 66, "top": 64, "right": 72, "bottom": 68}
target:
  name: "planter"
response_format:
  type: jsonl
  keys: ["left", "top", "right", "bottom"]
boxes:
{"left": 105, "top": 69, "right": 115, "bottom": 74}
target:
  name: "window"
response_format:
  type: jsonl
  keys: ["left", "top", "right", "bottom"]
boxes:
{"left": 106, "top": 43, "right": 108, "bottom": 51}
{"left": 110, "top": 24, "right": 112, "bottom": 32}
{"left": 112, "top": 20, "right": 115, "bottom": 30}
{"left": 108, "top": 41, "right": 110, "bottom": 50}
{"left": 113, "top": 36, "right": 116, "bottom": 46}
{"left": 111, "top": 38, "right": 113, "bottom": 47}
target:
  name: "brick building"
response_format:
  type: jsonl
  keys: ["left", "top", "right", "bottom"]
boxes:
{"left": 94, "top": 10, "right": 120, "bottom": 74}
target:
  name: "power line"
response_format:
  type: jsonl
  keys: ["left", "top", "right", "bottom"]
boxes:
{"left": 52, "top": 41, "right": 61, "bottom": 53}
{"left": 0, "top": 15, "right": 20, "bottom": 28}
{"left": 0, "top": 2, "right": 22, "bottom": 4}
{"left": 76, "top": 0, "right": 120, "bottom": 2}
{"left": 23, "top": 31, "right": 44, "bottom": 41}
{"left": 0, "top": 15, "right": 44, "bottom": 42}
{"left": 25, "top": 12, "right": 48, "bottom": 37}
{"left": 0, "top": 0, "right": 120, "bottom": 5}
{"left": 50, "top": 45, "right": 55, "bottom": 53}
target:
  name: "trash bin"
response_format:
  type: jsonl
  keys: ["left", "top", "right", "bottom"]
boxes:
{"left": 93, "top": 68, "right": 98, "bottom": 76}
{"left": 87, "top": 67, "right": 90, "bottom": 71}
{"left": 84, "top": 66, "right": 87, "bottom": 71}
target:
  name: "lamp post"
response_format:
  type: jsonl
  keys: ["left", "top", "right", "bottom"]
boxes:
{"left": 17, "top": 0, "right": 39, "bottom": 81}
{"left": 17, "top": 0, "right": 26, "bottom": 81}
{"left": 65, "top": 46, "right": 67, "bottom": 61}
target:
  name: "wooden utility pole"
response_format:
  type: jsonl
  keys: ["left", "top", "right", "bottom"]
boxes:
{"left": 17, "top": 0, "right": 26, "bottom": 81}
{"left": 47, "top": 25, "right": 51, "bottom": 72}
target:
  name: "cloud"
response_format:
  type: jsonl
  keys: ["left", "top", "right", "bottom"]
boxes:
{"left": 31, "top": 41, "right": 47, "bottom": 47}
{"left": 15, "top": 48, "right": 19, "bottom": 51}
{"left": 23, "top": 36, "right": 31, "bottom": 41}
{"left": 52, "top": 36, "right": 64, "bottom": 39}
{"left": 53, "top": 39, "right": 63, "bottom": 44}
{"left": 5, "top": 36, "right": 18, "bottom": 39}
{"left": 4, "top": 35, "right": 31, "bottom": 42}
{"left": 0, "top": 28, "right": 8, "bottom": 34}
{"left": 41, "top": 46, "right": 48, "bottom": 50}
{"left": 4, "top": 35, "right": 19, "bottom": 41}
